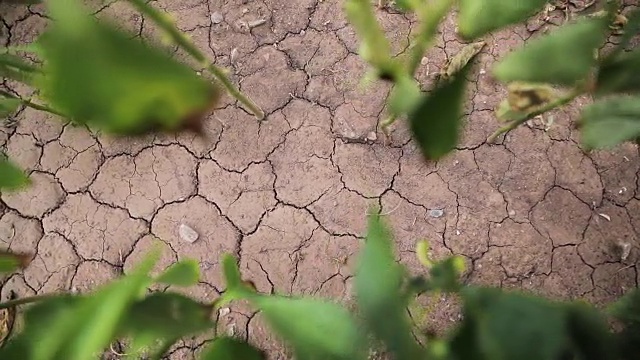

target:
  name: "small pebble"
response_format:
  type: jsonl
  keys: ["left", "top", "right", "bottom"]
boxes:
{"left": 619, "top": 242, "right": 631, "bottom": 261}
{"left": 428, "top": 209, "right": 444, "bottom": 218}
{"left": 179, "top": 223, "right": 199, "bottom": 243}
{"left": 366, "top": 131, "right": 377, "bottom": 141}
{"left": 508, "top": 210, "right": 516, "bottom": 216}
{"left": 210, "top": 12, "right": 224, "bottom": 24}
{"left": 219, "top": 307, "right": 231, "bottom": 317}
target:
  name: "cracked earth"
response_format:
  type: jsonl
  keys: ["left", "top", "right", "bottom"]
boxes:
{"left": 1, "top": 0, "right": 640, "bottom": 359}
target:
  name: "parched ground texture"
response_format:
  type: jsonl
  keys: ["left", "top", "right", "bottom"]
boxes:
{"left": 1, "top": 0, "right": 640, "bottom": 358}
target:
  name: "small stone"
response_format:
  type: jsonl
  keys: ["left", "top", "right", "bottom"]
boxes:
{"left": 219, "top": 307, "right": 231, "bottom": 317}
{"left": 179, "top": 223, "right": 199, "bottom": 243}
{"left": 455, "top": 229, "right": 461, "bottom": 236}
{"left": 508, "top": 210, "right": 516, "bottom": 216}
{"left": 366, "top": 131, "right": 377, "bottom": 141}
{"left": 428, "top": 209, "right": 444, "bottom": 218}
{"left": 619, "top": 242, "right": 632, "bottom": 261}
{"left": 210, "top": 12, "right": 224, "bottom": 24}
{"left": 421, "top": 56, "right": 428, "bottom": 65}
{"left": 230, "top": 48, "right": 239, "bottom": 63}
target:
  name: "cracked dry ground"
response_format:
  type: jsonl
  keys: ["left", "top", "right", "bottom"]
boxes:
{"left": 2, "top": 0, "right": 640, "bottom": 359}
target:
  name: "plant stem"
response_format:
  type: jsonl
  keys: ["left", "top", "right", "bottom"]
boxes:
{"left": 204, "top": 63, "right": 264, "bottom": 119}
{"left": 125, "top": 0, "right": 264, "bottom": 120}
{"left": 487, "top": 88, "right": 585, "bottom": 143}
{"left": 0, "top": 90, "right": 66, "bottom": 117}
{"left": 0, "top": 293, "right": 58, "bottom": 310}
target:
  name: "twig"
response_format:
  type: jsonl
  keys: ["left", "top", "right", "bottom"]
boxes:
{"left": 0, "top": 294, "right": 59, "bottom": 310}
{"left": 125, "top": 0, "right": 264, "bottom": 120}
{"left": 0, "top": 90, "right": 66, "bottom": 117}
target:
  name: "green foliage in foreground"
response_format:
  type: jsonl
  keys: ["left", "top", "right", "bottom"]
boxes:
{"left": 348, "top": 0, "right": 640, "bottom": 159}
{"left": 0, "top": 214, "right": 639, "bottom": 360}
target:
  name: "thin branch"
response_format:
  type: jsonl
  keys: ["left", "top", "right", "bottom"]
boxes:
{"left": 0, "top": 90, "right": 66, "bottom": 117}
{"left": 0, "top": 293, "right": 59, "bottom": 310}
{"left": 125, "top": 0, "right": 264, "bottom": 119}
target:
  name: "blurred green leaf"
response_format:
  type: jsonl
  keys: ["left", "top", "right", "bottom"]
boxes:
{"left": 38, "top": 0, "right": 218, "bottom": 135}
{"left": 222, "top": 254, "right": 242, "bottom": 291}
{"left": 355, "top": 213, "right": 424, "bottom": 359}
{"left": 566, "top": 302, "right": 614, "bottom": 360}
{"left": 597, "top": 49, "right": 640, "bottom": 95}
{"left": 388, "top": 76, "right": 422, "bottom": 117}
{"left": 458, "top": 0, "right": 548, "bottom": 39}
{"left": 0, "top": 96, "right": 22, "bottom": 118}
{"left": 406, "top": 0, "right": 453, "bottom": 74}
{"left": 494, "top": 18, "right": 607, "bottom": 86}
{"left": 253, "top": 295, "right": 366, "bottom": 360}
{"left": 0, "top": 295, "right": 81, "bottom": 358}
{"left": 0, "top": 53, "right": 39, "bottom": 84}
{"left": 0, "top": 251, "right": 31, "bottom": 273}
{"left": 345, "top": 0, "right": 398, "bottom": 78}
{"left": 156, "top": 259, "right": 200, "bottom": 286}
{"left": 0, "top": 157, "right": 30, "bottom": 190}
{"left": 580, "top": 96, "right": 640, "bottom": 149}
{"left": 453, "top": 288, "right": 568, "bottom": 360}
{"left": 200, "top": 337, "right": 265, "bottom": 360}
{"left": 122, "top": 292, "right": 214, "bottom": 353}
{"left": 0, "top": 252, "right": 158, "bottom": 360}
{"left": 428, "top": 256, "right": 465, "bottom": 292}
{"left": 609, "top": 289, "right": 640, "bottom": 359}
{"left": 409, "top": 60, "right": 474, "bottom": 160}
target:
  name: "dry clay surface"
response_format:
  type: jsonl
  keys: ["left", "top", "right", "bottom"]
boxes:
{"left": 1, "top": 0, "right": 640, "bottom": 358}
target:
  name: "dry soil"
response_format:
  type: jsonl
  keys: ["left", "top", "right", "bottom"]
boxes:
{"left": 1, "top": 0, "right": 640, "bottom": 359}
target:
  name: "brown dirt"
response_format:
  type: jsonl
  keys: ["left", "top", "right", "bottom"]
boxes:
{"left": 1, "top": 1, "right": 640, "bottom": 359}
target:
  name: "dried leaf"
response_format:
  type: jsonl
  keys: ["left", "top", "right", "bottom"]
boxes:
{"left": 440, "top": 42, "right": 485, "bottom": 80}
{"left": 507, "top": 82, "right": 555, "bottom": 113}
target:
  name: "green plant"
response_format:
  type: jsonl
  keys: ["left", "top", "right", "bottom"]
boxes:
{"left": 347, "top": 0, "right": 640, "bottom": 160}
{"left": 0, "top": 214, "right": 638, "bottom": 359}
{"left": 0, "top": 0, "right": 264, "bottom": 190}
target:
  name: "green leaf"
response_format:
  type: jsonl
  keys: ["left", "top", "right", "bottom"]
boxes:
{"left": 409, "top": 59, "right": 474, "bottom": 160}
{"left": 458, "top": 0, "right": 548, "bottom": 39}
{"left": 0, "top": 157, "right": 30, "bottom": 190}
{"left": 454, "top": 288, "right": 569, "bottom": 360}
{"left": 608, "top": 289, "right": 640, "bottom": 359}
{"left": 345, "top": 0, "right": 398, "bottom": 78}
{"left": 494, "top": 18, "right": 607, "bottom": 86}
{"left": 0, "top": 53, "right": 39, "bottom": 84}
{"left": 355, "top": 213, "right": 424, "bottom": 359}
{"left": 253, "top": 295, "right": 366, "bottom": 360}
{"left": 580, "top": 96, "right": 640, "bottom": 149}
{"left": 566, "top": 302, "right": 615, "bottom": 360}
{"left": 0, "top": 251, "right": 31, "bottom": 273}
{"left": 0, "top": 96, "right": 22, "bottom": 118}
{"left": 388, "top": 75, "right": 422, "bottom": 117}
{"left": 2, "top": 251, "right": 158, "bottom": 360}
{"left": 38, "top": 0, "right": 219, "bottom": 135}
{"left": 406, "top": 0, "right": 453, "bottom": 74}
{"left": 121, "top": 292, "right": 214, "bottom": 353}
{"left": 597, "top": 49, "right": 640, "bottom": 95}
{"left": 156, "top": 259, "right": 200, "bottom": 286}
{"left": 222, "top": 254, "right": 242, "bottom": 291}
{"left": 200, "top": 337, "right": 265, "bottom": 360}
